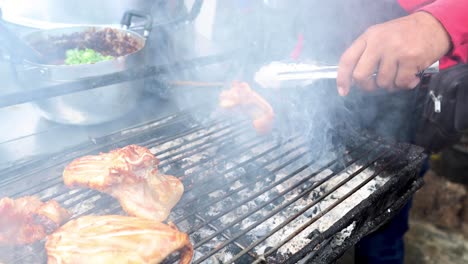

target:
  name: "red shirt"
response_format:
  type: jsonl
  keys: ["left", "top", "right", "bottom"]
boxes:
{"left": 398, "top": 0, "right": 468, "bottom": 69}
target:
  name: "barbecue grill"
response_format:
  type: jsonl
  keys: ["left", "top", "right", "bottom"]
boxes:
{"left": 0, "top": 1, "right": 428, "bottom": 263}
{"left": 0, "top": 105, "right": 426, "bottom": 264}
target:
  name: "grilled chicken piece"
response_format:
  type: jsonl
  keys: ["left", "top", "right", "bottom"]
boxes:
{"left": 63, "top": 145, "right": 184, "bottom": 221}
{"left": 219, "top": 81, "right": 275, "bottom": 134}
{"left": 63, "top": 144, "right": 158, "bottom": 190}
{"left": 46, "top": 215, "right": 193, "bottom": 264}
{"left": 107, "top": 173, "right": 184, "bottom": 222}
{"left": 0, "top": 196, "right": 71, "bottom": 245}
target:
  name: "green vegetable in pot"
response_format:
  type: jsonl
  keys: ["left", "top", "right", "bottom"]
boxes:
{"left": 65, "top": 48, "right": 114, "bottom": 65}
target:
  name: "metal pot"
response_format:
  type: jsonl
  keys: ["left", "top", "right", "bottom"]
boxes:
{"left": 12, "top": 11, "right": 153, "bottom": 125}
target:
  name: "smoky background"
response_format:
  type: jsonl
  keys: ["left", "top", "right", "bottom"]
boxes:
{"left": 164, "top": 0, "right": 420, "bottom": 162}
{"left": 0, "top": 0, "right": 423, "bottom": 167}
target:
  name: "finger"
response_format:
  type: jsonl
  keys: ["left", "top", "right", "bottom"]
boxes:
{"left": 394, "top": 63, "right": 421, "bottom": 89}
{"left": 352, "top": 48, "right": 380, "bottom": 92}
{"left": 337, "top": 36, "right": 367, "bottom": 96}
{"left": 375, "top": 57, "right": 398, "bottom": 91}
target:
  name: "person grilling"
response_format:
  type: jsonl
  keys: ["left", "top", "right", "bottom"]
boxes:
{"left": 220, "top": 0, "right": 468, "bottom": 263}
{"left": 334, "top": 0, "right": 468, "bottom": 263}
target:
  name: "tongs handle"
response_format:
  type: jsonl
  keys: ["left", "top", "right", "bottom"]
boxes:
{"left": 255, "top": 61, "right": 440, "bottom": 89}
{"left": 276, "top": 62, "right": 439, "bottom": 80}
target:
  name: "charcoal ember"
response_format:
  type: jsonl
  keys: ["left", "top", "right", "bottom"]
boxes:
{"left": 252, "top": 224, "right": 270, "bottom": 237}
{"left": 235, "top": 205, "right": 250, "bottom": 216}
{"left": 190, "top": 234, "right": 202, "bottom": 244}
{"left": 307, "top": 229, "right": 321, "bottom": 240}
{"left": 221, "top": 244, "right": 254, "bottom": 264}
{"left": 216, "top": 139, "right": 236, "bottom": 155}
{"left": 271, "top": 195, "right": 285, "bottom": 206}
{"left": 300, "top": 182, "right": 314, "bottom": 193}
{"left": 304, "top": 205, "right": 320, "bottom": 218}
{"left": 244, "top": 164, "right": 271, "bottom": 181}
{"left": 302, "top": 186, "right": 323, "bottom": 200}
{"left": 265, "top": 252, "right": 291, "bottom": 264}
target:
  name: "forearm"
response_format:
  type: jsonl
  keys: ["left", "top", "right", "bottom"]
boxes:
{"left": 399, "top": 0, "right": 468, "bottom": 67}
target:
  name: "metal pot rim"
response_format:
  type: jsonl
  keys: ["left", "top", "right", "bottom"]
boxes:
{"left": 2, "top": 12, "right": 122, "bottom": 30}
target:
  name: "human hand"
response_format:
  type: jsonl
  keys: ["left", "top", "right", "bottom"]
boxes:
{"left": 336, "top": 11, "right": 451, "bottom": 96}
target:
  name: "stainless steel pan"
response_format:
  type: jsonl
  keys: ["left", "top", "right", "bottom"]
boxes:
{"left": 7, "top": 11, "right": 153, "bottom": 125}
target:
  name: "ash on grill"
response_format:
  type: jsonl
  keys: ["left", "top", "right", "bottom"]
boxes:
{"left": 0, "top": 111, "right": 425, "bottom": 264}
{"left": 147, "top": 123, "right": 389, "bottom": 263}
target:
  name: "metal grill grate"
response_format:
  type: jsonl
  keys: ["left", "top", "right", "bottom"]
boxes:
{"left": 0, "top": 110, "right": 425, "bottom": 264}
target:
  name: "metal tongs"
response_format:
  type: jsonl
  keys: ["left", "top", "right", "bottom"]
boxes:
{"left": 254, "top": 61, "right": 440, "bottom": 89}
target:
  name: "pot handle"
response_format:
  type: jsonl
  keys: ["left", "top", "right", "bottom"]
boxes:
{"left": 153, "top": 0, "right": 204, "bottom": 28}
{"left": 121, "top": 10, "right": 153, "bottom": 38}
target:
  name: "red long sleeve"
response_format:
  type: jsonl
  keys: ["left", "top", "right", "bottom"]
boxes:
{"left": 399, "top": 0, "right": 468, "bottom": 69}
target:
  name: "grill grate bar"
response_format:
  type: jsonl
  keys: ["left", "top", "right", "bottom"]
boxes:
{"left": 226, "top": 149, "right": 391, "bottom": 264}
{"left": 90, "top": 111, "right": 194, "bottom": 145}
{"left": 193, "top": 144, "right": 383, "bottom": 264}
{"left": 42, "top": 187, "right": 93, "bottom": 205}
{"left": 175, "top": 148, "right": 312, "bottom": 225}
{"left": 178, "top": 134, "right": 271, "bottom": 176}
{"left": 70, "top": 195, "right": 120, "bottom": 220}
{"left": 191, "top": 141, "right": 374, "bottom": 248}
{"left": 122, "top": 118, "right": 234, "bottom": 156}
{"left": 175, "top": 139, "right": 275, "bottom": 210}
{"left": 153, "top": 120, "right": 248, "bottom": 157}
{"left": 64, "top": 191, "right": 103, "bottom": 209}
{"left": 266, "top": 153, "right": 405, "bottom": 262}
{"left": 194, "top": 213, "right": 258, "bottom": 259}
{"left": 159, "top": 127, "right": 251, "bottom": 168}
{"left": 180, "top": 135, "right": 303, "bottom": 197}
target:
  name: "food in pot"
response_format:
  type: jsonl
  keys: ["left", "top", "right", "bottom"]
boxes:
{"left": 45, "top": 215, "right": 193, "bottom": 264}
{"left": 65, "top": 48, "right": 114, "bottom": 65}
{"left": 219, "top": 81, "right": 275, "bottom": 134}
{"left": 30, "top": 28, "right": 142, "bottom": 65}
{"left": 0, "top": 196, "right": 71, "bottom": 245}
{"left": 63, "top": 145, "right": 184, "bottom": 221}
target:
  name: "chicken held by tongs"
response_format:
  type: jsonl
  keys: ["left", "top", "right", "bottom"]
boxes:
{"left": 46, "top": 215, "right": 193, "bottom": 264}
{"left": 219, "top": 81, "right": 275, "bottom": 134}
{"left": 63, "top": 145, "right": 183, "bottom": 222}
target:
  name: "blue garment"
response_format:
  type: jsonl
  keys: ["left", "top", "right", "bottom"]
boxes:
{"left": 354, "top": 158, "right": 429, "bottom": 264}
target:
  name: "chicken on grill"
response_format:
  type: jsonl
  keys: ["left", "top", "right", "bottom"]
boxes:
{"left": 46, "top": 215, "right": 193, "bottom": 264}
{"left": 0, "top": 196, "right": 71, "bottom": 245}
{"left": 63, "top": 145, "right": 184, "bottom": 221}
{"left": 219, "top": 81, "right": 275, "bottom": 134}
